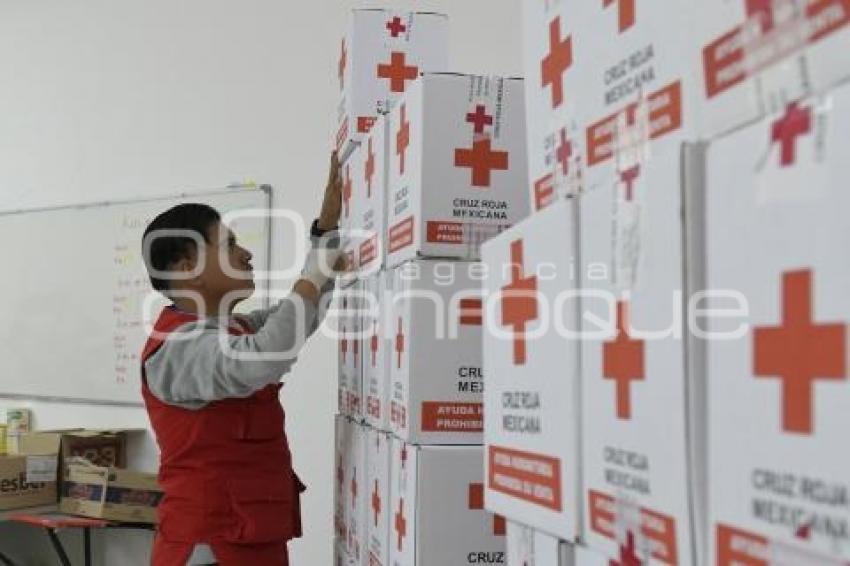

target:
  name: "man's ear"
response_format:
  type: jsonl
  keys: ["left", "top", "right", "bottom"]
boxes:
{"left": 173, "top": 257, "right": 203, "bottom": 288}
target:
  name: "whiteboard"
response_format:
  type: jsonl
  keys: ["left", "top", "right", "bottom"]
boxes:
{"left": 0, "top": 186, "right": 272, "bottom": 406}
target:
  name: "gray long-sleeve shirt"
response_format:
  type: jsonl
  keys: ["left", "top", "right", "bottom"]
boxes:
{"left": 144, "top": 281, "right": 334, "bottom": 410}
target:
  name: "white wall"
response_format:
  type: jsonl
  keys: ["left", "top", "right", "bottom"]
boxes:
{"left": 0, "top": 1, "right": 521, "bottom": 564}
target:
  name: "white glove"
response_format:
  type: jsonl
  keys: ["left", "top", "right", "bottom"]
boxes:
{"left": 299, "top": 232, "right": 344, "bottom": 292}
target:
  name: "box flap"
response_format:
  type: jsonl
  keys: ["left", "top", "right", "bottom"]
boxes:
{"left": 17, "top": 433, "right": 61, "bottom": 456}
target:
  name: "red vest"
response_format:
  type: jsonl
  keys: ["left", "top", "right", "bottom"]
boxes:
{"left": 141, "top": 306, "right": 304, "bottom": 544}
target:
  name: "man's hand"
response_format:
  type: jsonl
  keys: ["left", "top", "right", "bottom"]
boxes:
{"left": 318, "top": 152, "right": 343, "bottom": 231}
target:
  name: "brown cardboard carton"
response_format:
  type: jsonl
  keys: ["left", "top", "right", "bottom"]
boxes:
{"left": 60, "top": 459, "right": 162, "bottom": 524}
{"left": 0, "top": 432, "right": 60, "bottom": 511}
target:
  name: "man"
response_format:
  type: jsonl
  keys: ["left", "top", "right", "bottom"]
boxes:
{"left": 140, "top": 154, "right": 344, "bottom": 565}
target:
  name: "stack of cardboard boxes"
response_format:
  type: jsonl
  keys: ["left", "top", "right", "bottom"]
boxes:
{"left": 480, "top": 1, "right": 850, "bottom": 565}
{"left": 0, "top": 417, "right": 161, "bottom": 523}
{"left": 333, "top": 9, "right": 532, "bottom": 566}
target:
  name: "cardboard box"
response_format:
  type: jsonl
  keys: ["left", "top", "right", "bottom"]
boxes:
{"left": 366, "top": 427, "right": 392, "bottom": 566}
{"left": 336, "top": 10, "right": 449, "bottom": 162}
{"left": 481, "top": 200, "right": 581, "bottom": 541}
{"left": 521, "top": 0, "right": 586, "bottom": 212}
{"left": 389, "top": 259, "right": 486, "bottom": 445}
{"left": 696, "top": 83, "right": 850, "bottom": 564}
{"left": 386, "top": 73, "right": 530, "bottom": 267}
{"left": 345, "top": 421, "right": 368, "bottom": 564}
{"left": 338, "top": 282, "right": 364, "bottom": 420}
{"left": 506, "top": 520, "right": 574, "bottom": 566}
{"left": 364, "top": 272, "right": 393, "bottom": 432}
{"left": 697, "top": 0, "right": 850, "bottom": 139}
{"left": 5, "top": 408, "right": 32, "bottom": 455}
{"left": 388, "top": 439, "right": 506, "bottom": 566}
{"left": 345, "top": 116, "right": 389, "bottom": 277}
{"left": 60, "top": 459, "right": 162, "bottom": 523}
{"left": 578, "top": 89, "right": 696, "bottom": 566}
{"left": 0, "top": 432, "right": 60, "bottom": 511}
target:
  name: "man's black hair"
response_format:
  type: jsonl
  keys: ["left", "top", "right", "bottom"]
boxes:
{"left": 142, "top": 203, "right": 221, "bottom": 292}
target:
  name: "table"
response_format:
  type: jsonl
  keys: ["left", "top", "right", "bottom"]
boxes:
{"left": 5, "top": 511, "right": 154, "bottom": 566}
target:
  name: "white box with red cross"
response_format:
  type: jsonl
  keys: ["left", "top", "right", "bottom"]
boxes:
{"left": 388, "top": 438, "right": 507, "bottom": 566}
{"left": 575, "top": 70, "right": 698, "bottom": 566}
{"left": 480, "top": 200, "right": 582, "bottom": 542}
{"left": 335, "top": 10, "right": 449, "bottom": 162}
{"left": 694, "top": 83, "right": 850, "bottom": 565}
{"left": 385, "top": 73, "right": 530, "bottom": 268}
{"left": 344, "top": 420, "right": 368, "bottom": 565}
{"left": 335, "top": 415, "right": 352, "bottom": 546}
{"left": 341, "top": 116, "right": 389, "bottom": 277}
{"left": 696, "top": 0, "right": 850, "bottom": 140}
{"left": 388, "top": 259, "right": 486, "bottom": 445}
{"left": 505, "top": 521, "right": 575, "bottom": 566}
{"left": 337, "top": 283, "right": 364, "bottom": 420}
{"left": 521, "top": 0, "right": 587, "bottom": 212}
{"left": 363, "top": 272, "right": 393, "bottom": 432}
{"left": 366, "top": 426, "right": 392, "bottom": 566}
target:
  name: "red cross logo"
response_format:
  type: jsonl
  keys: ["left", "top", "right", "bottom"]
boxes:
{"left": 371, "top": 322, "right": 379, "bottom": 367}
{"left": 500, "top": 240, "right": 539, "bottom": 365}
{"left": 395, "top": 498, "right": 407, "bottom": 551}
{"left": 455, "top": 138, "right": 509, "bottom": 187}
{"left": 338, "top": 39, "right": 347, "bottom": 90}
{"left": 340, "top": 325, "right": 348, "bottom": 363}
{"left": 556, "top": 128, "right": 572, "bottom": 177}
{"left": 336, "top": 461, "right": 343, "bottom": 492}
{"left": 541, "top": 17, "right": 573, "bottom": 109}
{"left": 466, "top": 105, "right": 494, "bottom": 135}
{"left": 342, "top": 165, "right": 353, "bottom": 218}
{"left": 400, "top": 445, "right": 408, "bottom": 468}
{"left": 395, "top": 317, "right": 405, "bottom": 369}
{"left": 746, "top": 0, "right": 775, "bottom": 32}
{"left": 468, "top": 483, "right": 506, "bottom": 536}
{"left": 377, "top": 51, "right": 419, "bottom": 93}
{"left": 387, "top": 16, "right": 407, "bottom": 37}
{"left": 603, "top": 0, "right": 637, "bottom": 32}
{"left": 620, "top": 165, "right": 641, "bottom": 201}
{"left": 770, "top": 103, "right": 812, "bottom": 167}
{"left": 610, "top": 531, "right": 642, "bottom": 566}
{"left": 754, "top": 270, "right": 846, "bottom": 435}
{"left": 603, "top": 301, "right": 645, "bottom": 420}
{"left": 372, "top": 479, "right": 381, "bottom": 527}
{"left": 365, "top": 138, "right": 376, "bottom": 198}
{"left": 353, "top": 333, "right": 360, "bottom": 369}
{"left": 350, "top": 467, "right": 358, "bottom": 506}
{"left": 397, "top": 104, "right": 410, "bottom": 175}
{"left": 460, "top": 298, "right": 483, "bottom": 326}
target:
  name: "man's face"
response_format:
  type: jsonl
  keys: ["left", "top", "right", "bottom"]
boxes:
{"left": 198, "top": 222, "right": 255, "bottom": 306}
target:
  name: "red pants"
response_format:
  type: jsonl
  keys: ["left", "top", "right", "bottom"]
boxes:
{"left": 152, "top": 533, "right": 289, "bottom": 566}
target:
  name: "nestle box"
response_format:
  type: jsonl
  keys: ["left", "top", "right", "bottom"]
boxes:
{"left": 389, "top": 439, "right": 506, "bottom": 566}
{"left": 578, "top": 94, "right": 696, "bottom": 566}
{"left": 366, "top": 427, "right": 392, "bottom": 566}
{"left": 506, "top": 521, "right": 574, "bottom": 566}
{"left": 345, "top": 421, "right": 368, "bottom": 564}
{"left": 337, "top": 283, "right": 364, "bottom": 420}
{"left": 386, "top": 74, "right": 530, "bottom": 267}
{"left": 699, "top": 83, "right": 850, "bottom": 564}
{"left": 481, "top": 200, "right": 581, "bottom": 541}
{"left": 364, "top": 272, "right": 393, "bottom": 431}
{"left": 60, "top": 460, "right": 162, "bottom": 523}
{"left": 336, "top": 10, "right": 449, "bottom": 161}
{"left": 521, "top": 0, "right": 587, "bottom": 212}
{"left": 346, "top": 117, "right": 390, "bottom": 276}
{"left": 389, "top": 259, "right": 486, "bottom": 445}
{"left": 0, "top": 432, "right": 60, "bottom": 511}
